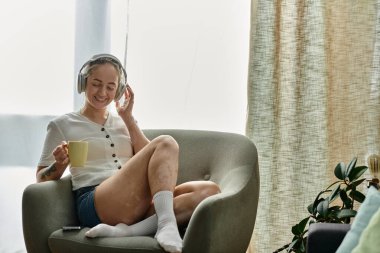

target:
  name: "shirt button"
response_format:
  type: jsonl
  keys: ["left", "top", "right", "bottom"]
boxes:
{"left": 101, "top": 128, "right": 105, "bottom": 131}
{"left": 114, "top": 160, "right": 118, "bottom": 163}
{"left": 111, "top": 143, "right": 114, "bottom": 147}
{"left": 118, "top": 166, "right": 122, "bottom": 169}
{"left": 112, "top": 154, "right": 116, "bottom": 157}
{"left": 106, "top": 135, "right": 110, "bottom": 138}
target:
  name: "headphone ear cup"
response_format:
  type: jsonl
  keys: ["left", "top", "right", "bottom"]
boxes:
{"left": 77, "top": 73, "right": 86, "bottom": 93}
{"left": 114, "top": 83, "right": 126, "bottom": 101}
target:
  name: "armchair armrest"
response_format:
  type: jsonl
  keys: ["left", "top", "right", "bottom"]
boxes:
{"left": 307, "top": 223, "right": 350, "bottom": 253}
{"left": 183, "top": 164, "right": 260, "bottom": 253}
{"left": 22, "top": 176, "right": 78, "bottom": 253}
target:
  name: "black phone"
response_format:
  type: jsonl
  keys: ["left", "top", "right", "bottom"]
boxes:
{"left": 62, "top": 226, "right": 82, "bottom": 231}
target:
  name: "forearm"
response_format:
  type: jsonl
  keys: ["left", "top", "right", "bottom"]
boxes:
{"left": 123, "top": 115, "right": 150, "bottom": 153}
{"left": 36, "top": 163, "right": 67, "bottom": 182}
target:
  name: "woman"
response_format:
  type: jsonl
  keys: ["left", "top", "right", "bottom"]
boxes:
{"left": 36, "top": 54, "right": 220, "bottom": 253}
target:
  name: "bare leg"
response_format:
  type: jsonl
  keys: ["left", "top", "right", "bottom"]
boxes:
{"left": 94, "top": 135, "right": 179, "bottom": 225}
{"left": 173, "top": 181, "right": 221, "bottom": 225}
{"left": 144, "top": 181, "right": 222, "bottom": 224}
{"left": 93, "top": 135, "right": 182, "bottom": 252}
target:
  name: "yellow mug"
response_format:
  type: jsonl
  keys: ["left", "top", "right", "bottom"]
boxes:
{"left": 68, "top": 141, "right": 88, "bottom": 167}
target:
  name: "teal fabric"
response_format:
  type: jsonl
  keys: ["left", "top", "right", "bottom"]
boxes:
{"left": 336, "top": 187, "right": 380, "bottom": 253}
{"left": 352, "top": 205, "right": 380, "bottom": 253}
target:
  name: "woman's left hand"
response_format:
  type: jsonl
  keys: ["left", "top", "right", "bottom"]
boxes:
{"left": 116, "top": 84, "right": 134, "bottom": 120}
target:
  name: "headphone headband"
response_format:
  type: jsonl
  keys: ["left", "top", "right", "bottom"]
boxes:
{"left": 77, "top": 54, "right": 127, "bottom": 101}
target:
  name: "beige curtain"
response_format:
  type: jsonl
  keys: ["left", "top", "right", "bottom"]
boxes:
{"left": 246, "top": 0, "right": 380, "bottom": 252}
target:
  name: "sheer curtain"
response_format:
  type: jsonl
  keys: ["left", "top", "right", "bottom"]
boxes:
{"left": 246, "top": 0, "right": 380, "bottom": 252}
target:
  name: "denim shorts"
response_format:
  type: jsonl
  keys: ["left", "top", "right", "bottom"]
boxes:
{"left": 74, "top": 185, "right": 102, "bottom": 228}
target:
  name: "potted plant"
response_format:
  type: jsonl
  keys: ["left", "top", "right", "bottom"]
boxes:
{"left": 274, "top": 157, "right": 368, "bottom": 253}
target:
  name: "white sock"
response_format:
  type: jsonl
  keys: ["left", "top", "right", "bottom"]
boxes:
{"left": 85, "top": 214, "right": 158, "bottom": 238}
{"left": 153, "top": 191, "right": 183, "bottom": 253}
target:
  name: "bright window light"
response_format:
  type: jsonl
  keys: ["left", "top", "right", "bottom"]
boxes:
{"left": 1, "top": 0, "right": 249, "bottom": 134}
{"left": 0, "top": 0, "right": 75, "bottom": 115}
{"left": 110, "top": 0, "right": 250, "bottom": 134}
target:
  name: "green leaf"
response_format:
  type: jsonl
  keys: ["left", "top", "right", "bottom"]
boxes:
{"left": 326, "top": 211, "right": 339, "bottom": 221}
{"left": 297, "top": 239, "right": 306, "bottom": 253}
{"left": 298, "top": 217, "right": 310, "bottom": 232}
{"left": 349, "top": 190, "right": 366, "bottom": 203}
{"left": 345, "top": 157, "right": 357, "bottom": 180}
{"left": 311, "top": 190, "right": 332, "bottom": 215}
{"left": 348, "top": 165, "right": 368, "bottom": 182}
{"left": 328, "top": 205, "right": 341, "bottom": 211}
{"left": 291, "top": 217, "right": 310, "bottom": 235}
{"left": 287, "top": 237, "right": 300, "bottom": 252}
{"left": 309, "top": 199, "right": 320, "bottom": 215}
{"left": 328, "top": 185, "right": 341, "bottom": 202}
{"left": 349, "top": 178, "right": 367, "bottom": 188}
{"left": 334, "top": 162, "right": 346, "bottom": 180}
{"left": 291, "top": 225, "right": 301, "bottom": 236}
{"left": 336, "top": 209, "right": 357, "bottom": 219}
{"left": 317, "top": 199, "right": 329, "bottom": 217}
{"left": 307, "top": 202, "right": 313, "bottom": 214}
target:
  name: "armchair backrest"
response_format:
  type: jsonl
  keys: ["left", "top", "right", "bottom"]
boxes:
{"left": 144, "top": 129, "right": 258, "bottom": 187}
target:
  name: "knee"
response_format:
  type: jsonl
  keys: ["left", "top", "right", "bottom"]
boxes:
{"left": 154, "top": 135, "right": 179, "bottom": 152}
{"left": 199, "top": 181, "right": 221, "bottom": 200}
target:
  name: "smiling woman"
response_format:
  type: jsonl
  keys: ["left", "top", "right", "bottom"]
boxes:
{"left": 0, "top": 1, "right": 250, "bottom": 252}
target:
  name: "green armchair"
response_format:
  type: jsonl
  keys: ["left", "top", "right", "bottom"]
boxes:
{"left": 22, "top": 129, "right": 259, "bottom": 253}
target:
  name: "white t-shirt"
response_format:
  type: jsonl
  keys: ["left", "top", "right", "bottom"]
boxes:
{"left": 38, "top": 111, "right": 134, "bottom": 190}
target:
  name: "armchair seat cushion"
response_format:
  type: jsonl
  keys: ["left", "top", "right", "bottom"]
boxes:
{"left": 49, "top": 229, "right": 163, "bottom": 253}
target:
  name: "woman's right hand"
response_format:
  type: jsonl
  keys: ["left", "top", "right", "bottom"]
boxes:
{"left": 53, "top": 141, "right": 69, "bottom": 167}
{"left": 36, "top": 141, "right": 69, "bottom": 182}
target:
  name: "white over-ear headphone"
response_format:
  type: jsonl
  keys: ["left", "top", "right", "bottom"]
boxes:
{"left": 77, "top": 54, "right": 127, "bottom": 101}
